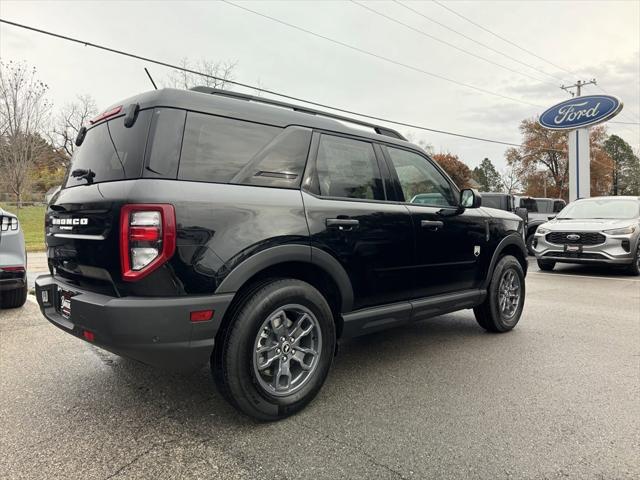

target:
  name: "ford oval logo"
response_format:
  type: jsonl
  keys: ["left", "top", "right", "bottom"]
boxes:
{"left": 567, "top": 234, "right": 581, "bottom": 241}
{"left": 539, "top": 95, "right": 623, "bottom": 130}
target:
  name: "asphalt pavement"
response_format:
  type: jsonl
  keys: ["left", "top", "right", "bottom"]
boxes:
{"left": 1, "top": 260, "right": 639, "bottom": 479}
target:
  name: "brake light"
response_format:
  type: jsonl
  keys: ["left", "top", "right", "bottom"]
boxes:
{"left": 0, "top": 266, "right": 25, "bottom": 272}
{"left": 90, "top": 105, "right": 122, "bottom": 124}
{"left": 120, "top": 204, "right": 176, "bottom": 281}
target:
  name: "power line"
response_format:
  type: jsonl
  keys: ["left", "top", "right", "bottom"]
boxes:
{"left": 0, "top": 17, "right": 528, "bottom": 147}
{"left": 392, "top": 0, "right": 568, "bottom": 85}
{"left": 0, "top": 18, "right": 632, "bottom": 159}
{"left": 431, "top": 0, "right": 573, "bottom": 76}
{"left": 220, "top": 0, "right": 541, "bottom": 108}
{"left": 430, "top": 0, "right": 640, "bottom": 124}
{"left": 351, "top": 0, "right": 556, "bottom": 87}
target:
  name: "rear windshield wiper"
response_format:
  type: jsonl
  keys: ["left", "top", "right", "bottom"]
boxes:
{"left": 71, "top": 168, "right": 96, "bottom": 184}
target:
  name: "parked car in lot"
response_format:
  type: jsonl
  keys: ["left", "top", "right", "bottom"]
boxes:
{"left": 35, "top": 87, "right": 528, "bottom": 420}
{"left": 516, "top": 196, "right": 566, "bottom": 254}
{"left": 533, "top": 196, "right": 640, "bottom": 275}
{"left": 0, "top": 208, "right": 28, "bottom": 308}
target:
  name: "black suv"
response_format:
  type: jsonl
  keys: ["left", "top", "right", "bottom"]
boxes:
{"left": 35, "top": 88, "right": 527, "bottom": 420}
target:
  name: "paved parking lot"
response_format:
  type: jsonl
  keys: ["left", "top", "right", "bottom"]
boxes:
{"left": 1, "top": 260, "right": 639, "bottom": 479}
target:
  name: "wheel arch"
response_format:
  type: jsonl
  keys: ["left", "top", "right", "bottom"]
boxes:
{"left": 214, "top": 245, "right": 354, "bottom": 340}
{"left": 483, "top": 234, "right": 528, "bottom": 289}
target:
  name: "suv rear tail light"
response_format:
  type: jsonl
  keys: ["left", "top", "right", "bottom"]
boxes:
{"left": 1, "top": 216, "right": 18, "bottom": 231}
{"left": 120, "top": 204, "right": 176, "bottom": 281}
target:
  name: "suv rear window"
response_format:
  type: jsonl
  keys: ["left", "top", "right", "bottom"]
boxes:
{"left": 65, "top": 110, "right": 152, "bottom": 188}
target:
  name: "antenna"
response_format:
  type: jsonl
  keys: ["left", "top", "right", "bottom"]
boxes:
{"left": 144, "top": 67, "right": 158, "bottom": 90}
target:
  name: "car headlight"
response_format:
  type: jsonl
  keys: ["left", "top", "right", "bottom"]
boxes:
{"left": 603, "top": 225, "right": 637, "bottom": 235}
{"left": 536, "top": 227, "right": 550, "bottom": 235}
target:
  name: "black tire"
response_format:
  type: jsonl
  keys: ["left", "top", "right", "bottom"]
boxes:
{"left": 626, "top": 243, "right": 640, "bottom": 276}
{"left": 1, "top": 282, "right": 28, "bottom": 309}
{"left": 213, "top": 278, "right": 336, "bottom": 421}
{"left": 525, "top": 233, "right": 536, "bottom": 256}
{"left": 474, "top": 255, "right": 525, "bottom": 333}
{"left": 537, "top": 259, "right": 556, "bottom": 271}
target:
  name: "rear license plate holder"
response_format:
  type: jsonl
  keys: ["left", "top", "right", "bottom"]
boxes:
{"left": 58, "top": 289, "right": 75, "bottom": 320}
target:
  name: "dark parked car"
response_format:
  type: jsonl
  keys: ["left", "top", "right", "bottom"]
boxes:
{"left": 35, "top": 88, "right": 528, "bottom": 420}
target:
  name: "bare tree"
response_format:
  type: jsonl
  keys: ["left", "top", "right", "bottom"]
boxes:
{"left": 0, "top": 60, "right": 51, "bottom": 206}
{"left": 501, "top": 165, "right": 522, "bottom": 194}
{"left": 51, "top": 94, "right": 98, "bottom": 164}
{"left": 164, "top": 58, "right": 237, "bottom": 90}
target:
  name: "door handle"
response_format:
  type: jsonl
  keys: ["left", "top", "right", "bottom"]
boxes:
{"left": 421, "top": 220, "right": 444, "bottom": 231}
{"left": 326, "top": 218, "right": 359, "bottom": 231}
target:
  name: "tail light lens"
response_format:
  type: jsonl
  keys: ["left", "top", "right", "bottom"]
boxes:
{"left": 1, "top": 216, "right": 18, "bottom": 231}
{"left": 120, "top": 204, "right": 176, "bottom": 281}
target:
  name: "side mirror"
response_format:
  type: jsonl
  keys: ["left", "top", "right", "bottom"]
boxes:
{"left": 515, "top": 207, "right": 528, "bottom": 223}
{"left": 547, "top": 215, "right": 556, "bottom": 220}
{"left": 460, "top": 188, "right": 481, "bottom": 209}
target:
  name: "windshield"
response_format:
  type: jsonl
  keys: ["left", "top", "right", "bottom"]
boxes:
{"left": 64, "top": 110, "right": 151, "bottom": 188}
{"left": 557, "top": 198, "right": 640, "bottom": 220}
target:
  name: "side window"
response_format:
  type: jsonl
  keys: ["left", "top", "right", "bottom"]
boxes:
{"left": 520, "top": 198, "right": 538, "bottom": 212}
{"left": 144, "top": 108, "right": 186, "bottom": 179}
{"left": 231, "top": 127, "right": 312, "bottom": 188}
{"left": 553, "top": 200, "right": 566, "bottom": 213}
{"left": 179, "top": 112, "right": 280, "bottom": 183}
{"left": 386, "top": 147, "right": 456, "bottom": 207}
{"left": 316, "top": 135, "right": 384, "bottom": 200}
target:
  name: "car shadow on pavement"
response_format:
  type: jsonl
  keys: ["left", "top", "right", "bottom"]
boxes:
{"left": 93, "top": 313, "right": 490, "bottom": 427}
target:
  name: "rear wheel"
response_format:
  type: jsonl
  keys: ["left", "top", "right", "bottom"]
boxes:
{"left": 537, "top": 259, "right": 556, "bottom": 271}
{"left": 1, "top": 282, "right": 27, "bottom": 309}
{"left": 474, "top": 255, "right": 525, "bottom": 333}
{"left": 213, "top": 279, "right": 335, "bottom": 421}
{"left": 626, "top": 243, "right": 640, "bottom": 276}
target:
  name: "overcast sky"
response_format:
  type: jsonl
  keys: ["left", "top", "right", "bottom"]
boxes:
{"left": 1, "top": 0, "right": 639, "bottom": 170}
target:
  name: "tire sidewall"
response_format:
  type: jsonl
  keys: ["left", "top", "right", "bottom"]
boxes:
{"left": 488, "top": 257, "right": 525, "bottom": 332}
{"left": 224, "top": 280, "right": 335, "bottom": 419}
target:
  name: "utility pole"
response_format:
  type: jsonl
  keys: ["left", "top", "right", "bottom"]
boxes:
{"left": 561, "top": 79, "right": 597, "bottom": 201}
{"left": 561, "top": 79, "right": 597, "bottom": 97}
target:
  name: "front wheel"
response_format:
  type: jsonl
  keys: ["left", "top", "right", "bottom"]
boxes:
{"left": 626, "top": 243, "right": 640, "bottom": 276}
{"left": 537, "top": 259, "right": 556, "bottom": 271}
{"left": 525, "top": 234, "right": 536, "bottom": 256}
{"left": 474, "top": 255, "right": 525, "bottom": 333}
{"left": 213, "top": 279, "right": 336, "bottom": 421}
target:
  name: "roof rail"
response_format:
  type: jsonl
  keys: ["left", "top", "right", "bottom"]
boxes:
{"left": 189, "top": 86, "right": 406, "bottom": 141}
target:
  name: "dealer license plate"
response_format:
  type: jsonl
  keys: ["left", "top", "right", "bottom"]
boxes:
{"left": 59, "top": 289, "right": 74, "bottom": 319}
{"left": 565, "top": 244, "right": 581, "bottom": 253}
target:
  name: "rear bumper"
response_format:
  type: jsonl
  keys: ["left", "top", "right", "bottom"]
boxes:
{"left": 0, "top": 271, "right": 26, "bottom": 291}
{"left": 35, "top": 274, "right": 234, "bottom": 371}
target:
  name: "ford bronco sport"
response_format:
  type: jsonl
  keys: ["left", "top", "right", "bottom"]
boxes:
{"left": 35, "top": 88, "right": 528, "bottom": 420}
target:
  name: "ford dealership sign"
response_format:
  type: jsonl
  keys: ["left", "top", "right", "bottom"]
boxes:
{"left": 539, "top": 95, "right": 623, "bottom": 130}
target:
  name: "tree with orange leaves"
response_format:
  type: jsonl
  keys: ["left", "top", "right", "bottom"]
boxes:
{"left": 505, "top": 118, "right": 612, "bottom": 200}
{"left": 432, "top": 152, "right": 472, "bottom": 189}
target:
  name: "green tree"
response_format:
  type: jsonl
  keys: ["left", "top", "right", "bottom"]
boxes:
{"left": 472, "top": 157, "right": 503, "bottom": 192}
{"left": 603, "top": 134, "right": 640, "bottom": 195}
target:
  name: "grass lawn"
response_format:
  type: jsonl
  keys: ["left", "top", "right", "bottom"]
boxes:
{"left": 1, "top": 204, "right": 46, "bottom": 252}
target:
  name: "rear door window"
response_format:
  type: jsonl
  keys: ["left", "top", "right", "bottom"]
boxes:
{"left": 178, "top": 112, "right": 280, "bottom": 183}
{"left": 65, "top": 110, "right": 152, "bottom": 188}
